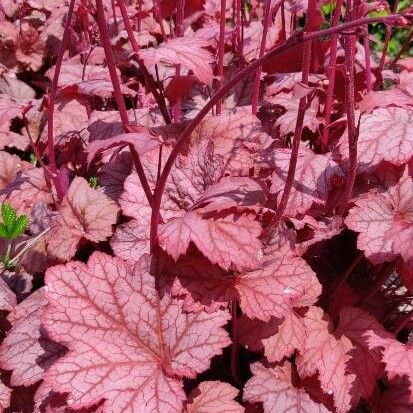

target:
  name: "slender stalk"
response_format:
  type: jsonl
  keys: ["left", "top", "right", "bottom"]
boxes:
{"left": 263, "top": 51, "right": 312, "bottom": 239}
{"left": 95, "top": 0, "right": 130, "bottom": 126}
{"left": 280, "top": 0, "right": 286, "bottom": 41}
{"left": 321, "top": 0, "right": 343, "bottom": 149}
{"left": 363, "top": 31, "right": 373, "bottom": 92}
{"left": 149, "top": 13, "right": 402, "bottom": 249}
{"left": 173, "top": 0, "right": 185, "bottom": 122}
{"left": 153, "top": 0, "right": 167, "bottom": 41}
{"left": 95, "top": 0, "right": 152, "bottom": 206}
{"left": 23, "top": 115, "right": 54, "bottom": 178}
{"left": 230, "top": 299, "right": 241, "bottom": 385}
{"left": 137, "top": 0, "right": 142, "bottom": 32}
{"left": 377, "top": 0, "right": 399, "bottom": 84}
{"left": 117, "top": 0, "right": 171, "bottom": 124}
{"left": 234, "top": 0, "right": 242, "bottom": 65}
{"left": 47, "top": 0, "right": 76, "bottom": 200}
{"left": 263, "top": 0, "right": 316, "bottom": 240}
{"left": 216, "top": 0, "right": 226, "bottom": 115}
{"left": 338, "top": 3, "right": 358, "bottom": 214}
{"left": 130, "top": 146, "right": 154, "bottom": 206}
{"left": 251, "top": 0, "right": 272, "bottom": 115}
{"left": 111, "top": 0, "right": 119, "bottom": 35}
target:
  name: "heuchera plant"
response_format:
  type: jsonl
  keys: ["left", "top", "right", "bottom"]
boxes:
{"left": 0, "top": 0, "right": 412, "bottom": 412}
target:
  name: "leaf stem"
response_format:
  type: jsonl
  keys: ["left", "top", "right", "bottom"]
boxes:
{"left": 376, "top": 0, "right": 399, "bottom": 84}
{"left": 47, "top": 0, "right": 76, "bottom": 200}
{"left": 251, "top": 0, "right": 272, "bottom": 115}
{"left": 95, "top": 0, "right": 152, "bottom": 206}
{"left": 321, "top": 0, "right": 343, "bottom": 149}
{"left": 262, "top": 0, "right": 316, "bottom": 240}
{"left": 117, "top": 0, "right": 172, "bottom": 124}
{"left": 216, "top": 0, "right": 226, "bottom": 115}
{"left": 338, "top": 1, "right": 358, "bottom": 214}
{"left": 230, "top": 299, "right": 241, "bottom": 385}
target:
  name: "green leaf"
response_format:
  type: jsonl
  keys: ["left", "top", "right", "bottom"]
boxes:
{"left": 1, "top": 203, "right": 16, "bottom": 228}
{"left": 10, "top": 215, "right": 29, "bottom": 238}
{"left": 0, "top": 223, "right": 9, "bottom": 239}
{"left": 0, "top": 203, "right": 29, "bottom": 239}
{"left": 88, "top": 176, "right": 99, "bottom": 189}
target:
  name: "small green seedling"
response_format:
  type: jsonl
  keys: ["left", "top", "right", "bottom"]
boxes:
{"left": 89, "top": 176, "right": 99, "bottom": 189}
{"left": 30, "top": 153, "right": 38, "bottom": 166}
{"left": 0, "top": 203, "right": 28, "bottom": 240}
{"left": 0, "top": 203, "right": 29, "bottom": 268}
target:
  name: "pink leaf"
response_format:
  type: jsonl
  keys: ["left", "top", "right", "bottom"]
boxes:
{"left": 263, "top": 312, "right": 305, "bottom": 363}
{"left": 338, "top": 107, "right": 413, "bottom": 172}
{"left": 187, "top": 381, "right": 244, "bottom": 413}
{"left": 0, "top": 96, "right": 23, "bottom": 125}
{"left": 192, "top": 177, "right": 267, "bottom": 214}
{"left": 296, "top": 307, "right": 355, "bottom": 413}
{"left": 366, "top": 330, "right": 413, "bottom": 396}
{"left": 358, "top": 89, "right": 413, "bottom": 113}
{"left": 86, "top": 132, "right": 161, "bottom": 165}
{"left": 43, "top": 252, "right": 231, "bottom": 413}
{"left": 47, "top": 177, "right": 119, "bottom": 261}
{"left": 0, "top": 277, "right": 16, "bottom": 312}
{"left": 237, "top": 247, "right": 321, "bottom": 321}
{"left": 139, "top": 37, "right": 213, "bottom": 85}
{"left": 0, "top": 151, "right": 31, "bottom": 190}
{"left": 268, "top": 148, "right": 343, "bottom": 216}
{"left": 398, "top": 70, "right": 413, "bottom": 97}
{"left": 345, "top": 171, "right": 413, "bottom": 264}
{"left": 0, "top": 289, "right": 64, "bottom": 387}
{"left": 111, "top": 220, "right": 150, "bottom": 261}
{"left": 335, "top": 307, "right": 387, "bottom": 403}
{"left": 51, "top": 97, "right": 89, "bottom": 141}
{"left": 164, "top": 245, "right": 321, "bottom": 320}
{"left": 0, "top": 381, "right": 11, "bottom": 413}
{"left": 243, "top": 361, "right": 330, "bottom": 413}
{"left": 190, "top": 109, "right": 273, "bottom": 176}
{"left": 268, "top": 93, "right": 320, "bottom": 136}
{"left": 3, "top": 168, "right": 54, "bottom": 215}
{"left": 158, "top": 212, "right": 262, "bottom": 270}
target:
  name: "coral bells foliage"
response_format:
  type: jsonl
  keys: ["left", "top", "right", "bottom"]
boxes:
{"left": 1, "top": 1, "right": 413, "bottom": 413}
